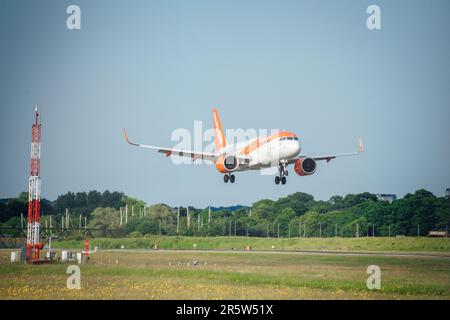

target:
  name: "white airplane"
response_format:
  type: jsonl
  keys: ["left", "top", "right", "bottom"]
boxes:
{"left": 124, "top": 109, "right": 364, "bottom": 185}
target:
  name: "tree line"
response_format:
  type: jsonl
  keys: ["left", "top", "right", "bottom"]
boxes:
{"left": 0, "top": 189, "right": 449, "bottom": 238}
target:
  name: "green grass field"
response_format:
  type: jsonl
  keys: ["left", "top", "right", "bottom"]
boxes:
{"left": 0, "top": 237, "right": 449, "bottom": 300}
{"left": 54, "top": 236, "right": 450, "bottom": 253}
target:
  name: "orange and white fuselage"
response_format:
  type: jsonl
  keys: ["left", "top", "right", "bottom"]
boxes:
{"left": 214, "top": 131, "right": 301, "bottom": 173}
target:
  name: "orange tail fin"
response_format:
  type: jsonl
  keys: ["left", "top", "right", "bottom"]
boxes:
{"left": 212, "top": 109, "right": 227, "bottom": 152}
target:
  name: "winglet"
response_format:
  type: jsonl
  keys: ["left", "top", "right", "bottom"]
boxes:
{"left": 358, "top": 136, "right": 364, "bottom": 153}
{"left": 123, "top": 128, "right": 139, "bottom": 146}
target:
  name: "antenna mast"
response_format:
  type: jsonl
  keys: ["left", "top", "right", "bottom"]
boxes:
{"left": 26, "top": 106, "right": 43, "bottom": 263}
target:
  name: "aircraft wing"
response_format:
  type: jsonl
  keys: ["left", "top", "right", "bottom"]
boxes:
{"left": 288, "top": 137, "right": 364, "bottom": 164}
{"left": 124, "top": 129, "right": 219, "bottom": 162}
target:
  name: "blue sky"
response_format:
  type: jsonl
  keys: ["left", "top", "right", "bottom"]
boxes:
{"left": 1, "top": 0, "right": 449, "bottom": 207}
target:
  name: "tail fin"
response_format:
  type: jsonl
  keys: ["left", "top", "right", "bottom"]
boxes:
{"left": 212, "top": 108, "right": 227, "bottom": 152}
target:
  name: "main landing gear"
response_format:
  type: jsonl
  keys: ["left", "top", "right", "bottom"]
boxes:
{"left": 275, "top": 162, "right": 288, "bottom": 185}
{"left": 224, "top": 174, "right": 235, "bottom": 183}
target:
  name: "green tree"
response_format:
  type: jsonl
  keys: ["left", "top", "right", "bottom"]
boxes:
{"left": 88, "top": 207, "right": 120, "bottom": 230}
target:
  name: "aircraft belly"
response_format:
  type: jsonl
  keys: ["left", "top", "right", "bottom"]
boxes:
{"left": 248, "top": 141, "right": 278, "bottom": 168}
{"left": 242, "top": 140, "right": 298, "bottom": 171}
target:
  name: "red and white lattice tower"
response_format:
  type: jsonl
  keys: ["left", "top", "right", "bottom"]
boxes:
{"left": 26, "top": 106, "right": 43, "bottom": 263}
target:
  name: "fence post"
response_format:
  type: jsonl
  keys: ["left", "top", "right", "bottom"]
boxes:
{"left": 187, "top": 207, "right": 190, "bottom": 229}
{"left": 176, "top": 208, "right": 180, "bottom": 234}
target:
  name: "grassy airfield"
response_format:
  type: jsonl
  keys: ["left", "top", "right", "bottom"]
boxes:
{"left": 54, "top": 236, "right": 450, "bottom": 253}
{"left": 0, "top": 237, "right": 449, "bottom": 300}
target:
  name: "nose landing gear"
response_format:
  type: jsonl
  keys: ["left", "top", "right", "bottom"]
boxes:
{"left": 275, "top": 162, "right": 288, "bottom": 185}
{"left": 224, "top": 174, "right": 235, "bottom": 183}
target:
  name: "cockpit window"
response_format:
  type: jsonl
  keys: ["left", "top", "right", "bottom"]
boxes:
{"left": 280, "top": 136, "right": 299, "bottom": 141}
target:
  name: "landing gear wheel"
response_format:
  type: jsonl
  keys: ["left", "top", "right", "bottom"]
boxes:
{"left": 281, "top": 176, "right": 287, "bottom": 185}
{"left": 230, "top": 174, "right": 235, "bottom": 183}
{"left": 275, "top": 176, "right": 280, "bottom": 185}
{"left": 285, "top": 170, "right": 288, "bottom": 177}
{"left": 224, "top": 175, "right": 229, "bottom": 183}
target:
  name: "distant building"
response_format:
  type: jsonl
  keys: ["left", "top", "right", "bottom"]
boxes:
{"left": 376, "top": 194, "right": 397, "bottom": 203}
{"left": 446, "top": 188, "right": 450, "bottom": 199}
{"left": 428, "top": 231, "right": 448, "bottom": 238}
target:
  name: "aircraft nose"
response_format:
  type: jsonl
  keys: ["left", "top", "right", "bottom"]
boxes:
{"left": 287, "top": 140, "right": 300, "bottom": 157}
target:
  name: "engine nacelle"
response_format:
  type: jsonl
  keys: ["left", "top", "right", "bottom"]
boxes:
{"left": 294, "top": 157, "right": 317, "bottom": 176}
{"left": 215, "top": 155, "right": 239, "bottom": 173}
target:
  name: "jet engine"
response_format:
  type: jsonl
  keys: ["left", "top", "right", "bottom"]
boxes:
{"left": 294, "top": 157, "right": 317, "bottom": 176}
{"left": 215, "top": 155, "right": 239, "bottom": 173}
